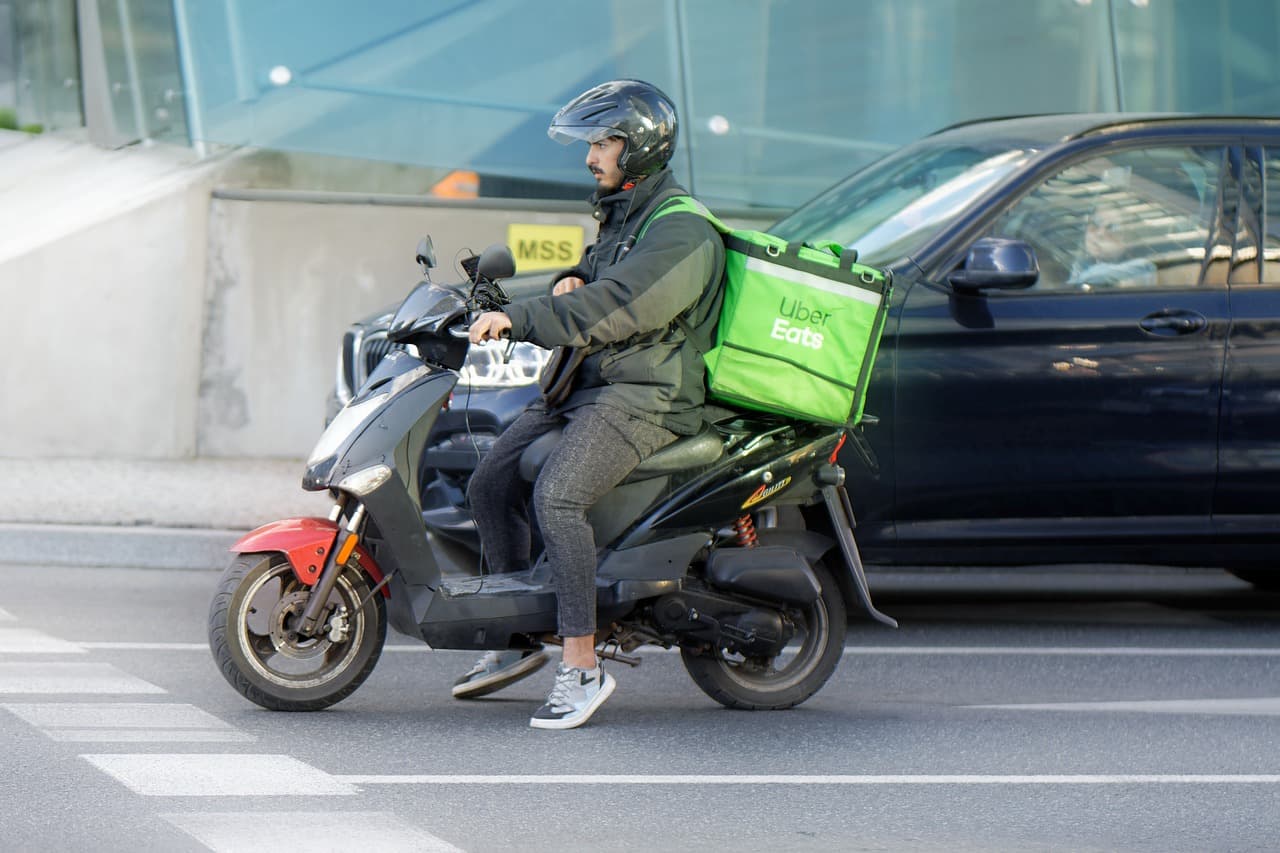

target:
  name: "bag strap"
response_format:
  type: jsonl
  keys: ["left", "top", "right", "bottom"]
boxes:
{"left": 637, "top": 193, "right": 730, "bottom": 239}
{"left": 631, "top": 192, "right": 726, "bottom": 359}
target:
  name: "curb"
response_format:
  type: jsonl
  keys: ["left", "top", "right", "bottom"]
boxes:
{"left": 0, "top": 523, "right": 245, "bottom": 571}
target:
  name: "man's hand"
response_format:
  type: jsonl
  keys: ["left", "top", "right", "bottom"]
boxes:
{"left": 552, "top": 276, "right": 586, "bottom": 296}
{"left": 469, "top": 311, "right": 512, "bottom": 344}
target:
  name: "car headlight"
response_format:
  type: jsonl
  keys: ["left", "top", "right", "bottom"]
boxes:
{"left": 457, "top": 342, "right": 549, "bottom": 388}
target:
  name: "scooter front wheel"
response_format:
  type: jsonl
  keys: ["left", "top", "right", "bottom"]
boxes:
{"left": 208, "top": 551, "right": 386, "bottom": 711}
{"left": 680, "top": 558, "right": 845, "bottom": 710}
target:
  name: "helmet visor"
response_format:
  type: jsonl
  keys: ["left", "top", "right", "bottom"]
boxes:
{"left": 547, "top": 124, "right": 624, "bottom": 146}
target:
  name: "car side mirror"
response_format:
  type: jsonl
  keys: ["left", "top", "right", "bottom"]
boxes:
{"left": 476, "top": 243, "right": 516, "bottom": 282}
{"left": 949, "top": 237, "right": 1038, "bottom": 292}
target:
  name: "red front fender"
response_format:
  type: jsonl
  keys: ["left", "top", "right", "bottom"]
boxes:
{"left": 231, "top": 517, "right": 387, "bottom": 596}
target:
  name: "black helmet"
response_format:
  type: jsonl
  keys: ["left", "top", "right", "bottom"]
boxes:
{"left": 548, "top": 79, "right": 678, "bottom": 179}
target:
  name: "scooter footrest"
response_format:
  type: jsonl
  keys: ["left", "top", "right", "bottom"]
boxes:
{"left": 438, "top": 570, "right": 552, "bottom": 599}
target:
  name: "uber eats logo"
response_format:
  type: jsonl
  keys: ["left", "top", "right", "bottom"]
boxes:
{"left": 507, "top": 224, "right": 585, "bottom": 273}
{"left": 771, "top": 296, "right": 829, "bottom": 350}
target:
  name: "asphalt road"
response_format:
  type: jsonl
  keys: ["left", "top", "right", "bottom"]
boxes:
{"left": 1, "top": 560, "right": 1278, "bottom": 852}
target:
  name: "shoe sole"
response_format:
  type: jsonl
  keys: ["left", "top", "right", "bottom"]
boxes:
{"left": 451, "top": 651, "right": 549, "bottom": 699}
{"left": 529, "top": 673, "right": 616, "bottom": 730}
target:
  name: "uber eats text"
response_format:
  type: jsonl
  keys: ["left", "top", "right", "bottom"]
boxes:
{"left": 770, "top": 297, "right": 829, "bottom": 350}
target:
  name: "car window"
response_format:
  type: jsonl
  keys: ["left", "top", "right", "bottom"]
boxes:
{"left": 1263, "top": 149, "right": 1280, "bottom": 283}
{"left": 770, "top": 141, "right": 1036, "bottom": 267}
{"left": 987, "top": 145, "right": 1228, "bottom": 292}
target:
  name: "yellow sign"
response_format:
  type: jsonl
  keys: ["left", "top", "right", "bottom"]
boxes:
{"left": 507, "top": 223, "right": 584, "bottom": 274}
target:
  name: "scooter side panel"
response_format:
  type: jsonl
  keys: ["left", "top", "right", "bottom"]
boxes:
{"left": 417, "top": 591, "right": 560, "bottom": 650}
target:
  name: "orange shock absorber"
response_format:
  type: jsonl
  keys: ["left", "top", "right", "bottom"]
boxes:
{"left": 734, "top": 514, "right": 758, "bottom": 548}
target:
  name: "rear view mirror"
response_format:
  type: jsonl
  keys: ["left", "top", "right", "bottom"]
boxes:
{"left": 415, "top": 237, "right": 436, "bottom": 271}
{"left": 949, "top": 237, "right": 1038, "bottom": 292}
{"left": 476, "top": 243, "right": 516, "bottom": 282}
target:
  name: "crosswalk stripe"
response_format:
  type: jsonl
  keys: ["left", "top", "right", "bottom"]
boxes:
{"left": 82, "top": 754, "right": 356, "bottom": 796}
{"left": 161, "top": 811, "right": 463, "bottom": 852}
{"left": 0, "top": 662, "right": 164, "bottom": 694}
{"left": 1, "top": 702, "right": 255, "bottom": 742}
{"left": 0, "top": 628, "right": 86, "bottom": 654}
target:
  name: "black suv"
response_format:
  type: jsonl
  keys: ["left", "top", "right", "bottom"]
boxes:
{"left": 332, "top": 114, "right": 1280, "bottom": 587}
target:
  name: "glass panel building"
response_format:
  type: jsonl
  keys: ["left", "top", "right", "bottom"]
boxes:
{"left": 4, "top": 0, "right": 1278, "bottom": 209}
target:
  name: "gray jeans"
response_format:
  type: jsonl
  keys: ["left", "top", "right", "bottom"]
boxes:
{"left": 466, "top": 401, "right": 676, "bottom": 637}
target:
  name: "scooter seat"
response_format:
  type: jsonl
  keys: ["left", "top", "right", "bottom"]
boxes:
{"left": 519, "top": 421, "right": 724, "bottom": 484}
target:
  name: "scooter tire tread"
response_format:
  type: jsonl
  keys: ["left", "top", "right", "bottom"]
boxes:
{"left": 679, "top": 558, "right": 846, "bottom": 711}
{"left": 208, "top": 552, "right": 386, "bottom": 712}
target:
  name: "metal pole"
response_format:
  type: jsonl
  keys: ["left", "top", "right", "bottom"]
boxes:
{"left": 115, "top": 0, "right": 150, "bottom": 143}
{"left": 169, "top": 0, "right": 205, "bottom": 155}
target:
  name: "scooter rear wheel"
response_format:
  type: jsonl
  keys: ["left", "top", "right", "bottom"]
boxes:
{"left": 209, "top": 552, "right": 386, "bottom": 711}
{"left": 680, "top": 558, "right": 845, "bottom": 710}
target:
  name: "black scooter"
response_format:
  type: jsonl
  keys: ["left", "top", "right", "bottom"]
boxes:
{"left": 208, "top": 239, "right": 895, "bottom": 712}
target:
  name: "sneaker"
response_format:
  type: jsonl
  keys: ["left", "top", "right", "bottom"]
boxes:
{"left": 451, "top": 649, "right": 548, "bottom": 699}
{"left": 529, "top": 663, "right": 616, "bottom": 730}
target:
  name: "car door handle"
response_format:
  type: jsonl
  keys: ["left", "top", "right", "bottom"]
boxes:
{"left": 1139, "top": 310, "right": 1207, "bottom": 336}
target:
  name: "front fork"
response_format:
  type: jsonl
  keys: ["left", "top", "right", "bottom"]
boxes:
{"left": 298, "top": 495, "right": 367, "bottom": 636}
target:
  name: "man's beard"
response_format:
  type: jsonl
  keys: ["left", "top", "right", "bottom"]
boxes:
{"left": 591, "top": 166, "right": 624, "bottom": 193}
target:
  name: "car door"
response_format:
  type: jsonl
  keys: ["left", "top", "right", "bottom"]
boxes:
{"left": 889, "top": 142, "right": 1234, "bottom": 564}
{"left": 1215, "top": 141, "right": 1280, "bottom": 539}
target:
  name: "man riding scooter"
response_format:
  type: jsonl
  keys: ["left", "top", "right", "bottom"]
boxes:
{"left": 458, "top": 79, "right": 725, "bottom": 730}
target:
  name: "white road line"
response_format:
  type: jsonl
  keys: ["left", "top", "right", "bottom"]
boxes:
{"left": 845, "top": 646, "right": 1280, "bottom": 656}
{"left": 0, "top": 628, "right": 86, "bottom": 654}
{"left": 80, "top": 642, "right": 208, "bottom": 651}
{"left": 0, "top": 607, "right": 14, "bottom": 621}
{"left": 971, "top": 697, "right": 1280, "bottom": 715}
{"left": 73, "top": 642, "right": 1280, "bottom": 657}
{"left": 0, "top": 663, "right": 165, "bottom": 694}
{"left": 2, "top": 701, "right": 241, "bottom": 729}
{"left": 82, "top": 754, "right": 356, "bottom": 796}
{"left": 48, "top": 729, "right": 255, "bottom": 742}
{"left": 335, "top": 773, "right": 1280, "bottom": 786}
{"left": 3, "top": 701, "right": 231, "bottom": 727}
{"left": 162, "top": 811, "right": 462, "bottom": 853}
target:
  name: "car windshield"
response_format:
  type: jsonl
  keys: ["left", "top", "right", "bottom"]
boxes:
{"left": 770, "top": 140, "right": 1039, "bottom": 267}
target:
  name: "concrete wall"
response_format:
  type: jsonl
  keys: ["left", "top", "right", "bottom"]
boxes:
{"left": 198, "top": 197, "right": 595, "bottom": 457}
{"left": 0, "top": 132, "right": 216, "bottom": 459}
{"left": 1, "top": 132, "right": 778, "bottom": 460}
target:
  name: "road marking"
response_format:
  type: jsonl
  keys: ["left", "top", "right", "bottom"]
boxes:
{"left": 335, "top": 773, "right": 1280, "bottom": 786}
{"left": 3, "top": 701, "right": 232, "bottom": 728}
{"left": 845, "top": 646, "right": 1280, "bottom": 656}
{"left": 161, "top": 811, "right": 462, "bottom": 852}
{"left": 0, "top": 663, "right": 165, "bottom": 694}
{"left": 48, "top": 729, "right": 256, "bottom": 743}
{"left": 82, "top": 754, "right": 356, "bottom": 796}
{"left": 72, "top": 642, "right": 1280, "bottom": 657}
{"left": 0, "top": 628, "right": 86, "bottom": 654}
{"left": 0, "top": 607, "right": 13, "bottom": 621}
{"left": 80, "top": 642, "right": 208, "bottom": 651}
{"left": 971, "top": 697, "right": 1280, "bottom": 715}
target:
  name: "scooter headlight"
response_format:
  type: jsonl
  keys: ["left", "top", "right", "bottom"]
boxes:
{"left": 457, "top": 342, "right": 550, "bottom": 388}
{"left": 339, "top": 464, "right": 394, "bottom": 496}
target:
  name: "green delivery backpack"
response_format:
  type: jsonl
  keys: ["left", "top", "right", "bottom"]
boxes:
{"left": 641, "top": 195, "right": 892, "bottom": 426}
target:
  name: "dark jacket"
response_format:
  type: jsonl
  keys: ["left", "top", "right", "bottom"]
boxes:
{"left": 504, "top": 168, "right": 725, "bottom": 435}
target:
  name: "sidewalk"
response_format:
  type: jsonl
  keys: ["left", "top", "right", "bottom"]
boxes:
{"left": 0, "top": 457, "right": 334, "bottom": 570}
